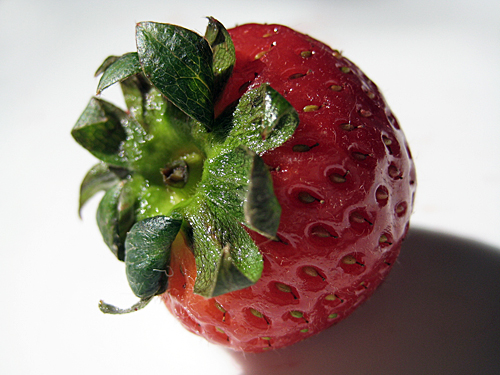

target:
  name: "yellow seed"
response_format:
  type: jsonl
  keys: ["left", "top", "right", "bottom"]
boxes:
{"left": 290, "top": 311, "right": 304, "bottom": 319}
{"left": 383, "top": 136, "right": 392, "bottom": 146}
{"left": 342, "top": 255, "right": 357, "bottom": 265}
{"left": 303, "top": 105, "right": 320, "bottom": 112}
{"left": 300, "top": 328, "right": 309, "bottom": 333}
{"left": 325, "top": 294, "right": 337, "bottom": 301}
{"left": 330, "top": 84, "right": 342, "bottom": 91}
{"left": 250, "top": 308, "right": 263, "bottom": 318}
{"left": 214, "top": 302, "right": 226, "bottom": 313}
{"left": 379, "top": 234, "right": 389, "bottom": 243}
{"left": 340, "top": 66, "right": 351, "bottom": 73}
{"left": 255, "top": 50, "right": 268, "bottom": 60}
{"left": 328, "top": 313, "right": 338, "bottom": 319}
{"left": 301, "top": 50, "right": 313, "bottom": 58}
{"left": 262, "top": 336, "right": 271, "bottom": 341}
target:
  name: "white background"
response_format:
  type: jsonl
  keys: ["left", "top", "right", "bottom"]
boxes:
{"left": 1, "top": 0, "right": 499, "bottom": 374}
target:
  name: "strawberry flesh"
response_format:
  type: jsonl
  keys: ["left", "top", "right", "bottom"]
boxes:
{"left": 162, "top": 24, "right": 416, "bottom": 352}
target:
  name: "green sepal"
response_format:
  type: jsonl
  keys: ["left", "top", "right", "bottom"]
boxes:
{"left": 96, "top": 52, "right": 142, "bottom": 94}
{"left": 125, "top": 215, "right": 183, "bottom": 299}
{"left": 189, "top": 202, "right": 263, "bottom": 298}
{"left": 136, "top": 21, "right": 214, "bottom": 128}
{"left": 94, "top": 55, "right": 120, "bottom": 77}
{"left": 202, "top": 145, "right": 280, "bottom": 239}
{"left": 96, "top": 179, "right": 137, "bottom": 261}
{"left": 78, "top": 162, "right": 128, "bottom": 217}
{"left": 222, "top": 83, "right": 299, "bottom": 154}
{"left": 99, "top": 296, "right": 153, "bottom": 315}
{"left": 72, "top": 97, "right": 129, "bottom": 167}
{"left": 205, "top": 17, "right": 235, "bottom": 101}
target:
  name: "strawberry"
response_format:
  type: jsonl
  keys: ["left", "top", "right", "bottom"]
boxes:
{"left": 73, "top": 18, "right": 416, "bottom": 353}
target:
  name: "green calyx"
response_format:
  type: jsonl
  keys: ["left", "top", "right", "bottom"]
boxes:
{"left": 72, "top": 18, "right": 299, "bottom": 313}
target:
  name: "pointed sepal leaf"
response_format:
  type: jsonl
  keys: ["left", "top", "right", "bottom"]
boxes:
{"left": 96, "top": 179, "right": 137, "bottom": 261}
{"left": 96, "top": 52, "right": 142, "bottom": 94}
{"left": 202, "top": 145, "right": 280, "bottom": 239}
{"left": 78, "top": 162, "right": 128, "bottom": 217}
{"left": 136, "top": 22, "right": 214, "bottom": 127}
{"left": 125, "top": 215, "right": 183, "bottom": 299}
{"left": 189, "top": 203, "right": 263, "bottom": 298}
{"left": 205, "top": 17, "right": 235, "bottom": 101}
{"left": 72, "top": 97, "right": 129, "bottom": 167}
{"left": 223, "top": 83, "right": 300, "bottom": 154}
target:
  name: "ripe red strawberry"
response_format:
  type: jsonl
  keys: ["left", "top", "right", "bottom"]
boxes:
{"left": 73, "top": 19, "right": 416, "bottom": 353}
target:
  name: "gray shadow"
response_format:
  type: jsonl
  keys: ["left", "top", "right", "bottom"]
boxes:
{"left": 231, "top": 227, "right": 500, "bottom": 375}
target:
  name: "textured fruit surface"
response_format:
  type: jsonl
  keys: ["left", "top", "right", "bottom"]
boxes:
{"left": 161, "top": 24, "right": 416, "bottom": 352}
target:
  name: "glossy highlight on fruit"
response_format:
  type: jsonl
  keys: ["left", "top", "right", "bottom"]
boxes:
{"left": 73, "top": 18, "right": 416, "bottom": 352}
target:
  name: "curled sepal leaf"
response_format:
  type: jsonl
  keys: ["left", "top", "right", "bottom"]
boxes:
{"left": 223, "top": 83, "right": 300, "bottom": 154}
{"left": 94, "top": 55, "right": 120, "bottom": 77}
{"left": 202, "top": 146, "right": 280, "bottom": 239}
{"left": 72, "top": 97, "right": 129, "bottom": 167}
{"left": 136, "top": 22, "right": 214, "bottom": 128}
{"left": 205, "top": 17, "right": 235, "bottom": 101}
{"left": 189, "top": 202, "right": 264, "bottom": 298}
{"left": 98, "top": 296, "right": 153, "bottom": 315}
{"left": 96, "top": 52, "right": 142, "bottom": 94}
{"left": 78, "top": 162, "right": 128, "bottom": 217}
{"left": 125, "top": 215, "right": 183, "bottom": 299}
{"left": 120, "top": 74, "right": 152, "bottom": 126}
{"left": 96, "top": 179, "right": 138, "bottom": 261}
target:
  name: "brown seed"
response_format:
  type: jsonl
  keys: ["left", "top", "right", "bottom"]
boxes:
{"left": 330, "top": 84, "right": 342, "bottom": 91}
{"left": 329, "top": 172, "right": 347, "bottom": 184}
{"left": 289, "top": 72, "right": 306, "bottom": 79}
{"left": 298, "top": 191, "right": 317, "bottom": 203}
{"left": 340, "top": 123, "right": 355, "bottom": 131}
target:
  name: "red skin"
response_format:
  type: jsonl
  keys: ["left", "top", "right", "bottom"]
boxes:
{"left": 161, "top": 24, "right": 416, "bottom": 352}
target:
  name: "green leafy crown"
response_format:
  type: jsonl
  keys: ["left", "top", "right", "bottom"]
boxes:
{"left": 72, "top": 18, "right": 299, "bottom": 313}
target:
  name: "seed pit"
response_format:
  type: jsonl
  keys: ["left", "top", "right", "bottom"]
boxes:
{"left": 310, "top": 225, "right": 337, "bottom": 238}
{"left": 340, "top": 253, "right": 366, "bottom": 275}
{"left": 389, "top": 164, "right": 402, "bottom": 179}
{"left": 298, "top": 191, "right": 323, "bottom": 204}
{"left": 395, "top": 201, "right": 408, "bottom": 216}
{"left": 376, "top": 186, "right": 389, "bottom": 205}
{"left": 349, "top": 211, "right": 373, "bottom": 226}
{"left": 379, "top": 233, "right": 393, "bottom": 246}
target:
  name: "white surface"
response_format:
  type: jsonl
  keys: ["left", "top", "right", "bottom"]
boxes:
{"left": 1, "top": 0, "right": 499, "bottom": 374}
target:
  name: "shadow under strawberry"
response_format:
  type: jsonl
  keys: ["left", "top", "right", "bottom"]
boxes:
{"left": 230, "top": 227, "right": 500, "bottom": 375}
